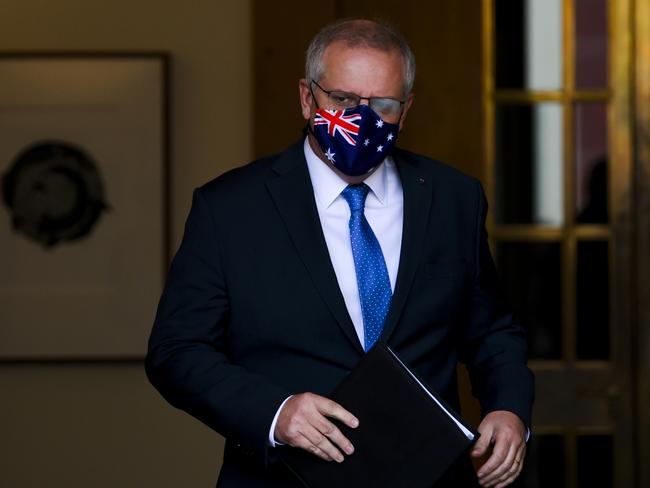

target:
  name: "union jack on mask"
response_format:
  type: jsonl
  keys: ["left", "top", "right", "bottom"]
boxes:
{"left": 311, "top": 105, "right": 399, "bottom": 177}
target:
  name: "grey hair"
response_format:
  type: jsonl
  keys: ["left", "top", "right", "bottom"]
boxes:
{"left": 305, "top": 19, "right": 416, "bottom": 96}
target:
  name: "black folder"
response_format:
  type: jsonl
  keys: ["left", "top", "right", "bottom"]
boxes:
{"left": 279, "top": 342, "right": 479, "bottom": 488}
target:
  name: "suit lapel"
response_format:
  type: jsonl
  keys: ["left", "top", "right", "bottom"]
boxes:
{"left": 380, "top": 151, "right": 433, "bottom": 343}
{"left": 266, "top": 144, "right": 364, "bottom": 354}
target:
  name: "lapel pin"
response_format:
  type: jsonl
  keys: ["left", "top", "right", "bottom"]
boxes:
{"left": 417, "top": 177, "right": 425, "bottom": 185}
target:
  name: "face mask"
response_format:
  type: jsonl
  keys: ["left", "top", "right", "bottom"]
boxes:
{"left": 310, "top": 104, "right": 399, "bottom": 177}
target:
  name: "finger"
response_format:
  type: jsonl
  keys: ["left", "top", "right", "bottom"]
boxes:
{"left": 301, "top": 425, "right": 345, "bottom": 463}
{"left": 480, "top": 441, "right": 517, "bottom": 486}
{"left": 493, "top": 462, "right": 523, "bottom": 488}
{"left": 492, "top": 459, "right": 520, "bottom": 488}
{"left": 477, "top": 435, "right": 513, "bottom": 482}
{"left": 316, "top": 397, "right": 359, "bottom": 428}
{"left": 494, "top": 446, "right": 526, "bottom": 488}
{"left": 472, "top": 425, "right": 494, "bottom": 457}
{"left": 295, "top": 432, "right": 335, "bottom": 462}
{"left": 313, "top": 416, "right": 355, "bottom": 455}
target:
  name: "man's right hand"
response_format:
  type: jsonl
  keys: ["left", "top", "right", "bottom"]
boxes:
{"left": 274, "top": 392, "right": 359, "bottom": 462}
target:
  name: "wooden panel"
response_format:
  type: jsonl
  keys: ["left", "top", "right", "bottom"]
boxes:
{"left": 252, "top": 0, "right": 338, "bottom": 158}
{"left": 253, "top": 0, "right": 484, "bottom": 179}
{"left": 338, "top": 0, "right": 484, "bottom": 179}
{"left": 533, "top": 368, "right": 617, "bottom": 427}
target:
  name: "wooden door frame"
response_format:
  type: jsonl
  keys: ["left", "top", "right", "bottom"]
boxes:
{"left": 610, "top": 0, "right": 636, "bottom": 485}
{"left": 482, "top": 0, "right": 640, "bottom": 485}
{"left": 634, "top": 0, "right": 650, "bottom": 486}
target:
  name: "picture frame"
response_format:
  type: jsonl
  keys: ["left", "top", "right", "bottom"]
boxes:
{"left": 0, "top": 52, "right": 170, "bottom": 360}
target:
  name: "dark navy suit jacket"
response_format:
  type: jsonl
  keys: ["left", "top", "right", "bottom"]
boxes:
{"left": 145, "top": 141, "right": 534, "bottom": 486}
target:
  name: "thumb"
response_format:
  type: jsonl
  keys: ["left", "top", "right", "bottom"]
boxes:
{"left": 471, "top": 424, "right": 493, "bottom": 457}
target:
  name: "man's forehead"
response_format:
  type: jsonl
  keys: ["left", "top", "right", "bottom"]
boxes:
{"left": 320, "top": 43, "right": 405, "bottom": 76}
{"left": 318, "top": 43, "right": 406, "bottom": 90}
{"left": 322, "top": 40, "right": 403, "bottom": 60}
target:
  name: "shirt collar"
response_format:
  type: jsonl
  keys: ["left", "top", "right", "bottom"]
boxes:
{"left": 303, "top": 137, "right": 389, "bottom": 208}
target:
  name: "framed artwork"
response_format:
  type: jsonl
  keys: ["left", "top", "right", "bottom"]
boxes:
{"left": 0, "top": 53, "right": 170, "bottom": 359}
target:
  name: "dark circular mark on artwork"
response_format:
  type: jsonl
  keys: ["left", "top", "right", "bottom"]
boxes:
{"left": 1, "top": 141, "right": 109, "bottom": 248}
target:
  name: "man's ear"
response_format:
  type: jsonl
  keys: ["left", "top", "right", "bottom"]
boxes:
{"left": 398, "top": 92, "right": 414, "bottom": 132}
{"left": 299, "top": 79, "right": 313, "bottom": 121}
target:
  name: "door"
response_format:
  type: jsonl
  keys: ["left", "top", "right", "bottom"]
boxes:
{"left": 483, "top": 0, "right": 637, "bottom": 486}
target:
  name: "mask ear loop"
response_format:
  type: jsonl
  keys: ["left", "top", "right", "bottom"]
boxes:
{"left": 309, "top": 80, "right": 322, "bottom": 110}
{"left": 305, "top": 80, "right": 321, "bottom": 137}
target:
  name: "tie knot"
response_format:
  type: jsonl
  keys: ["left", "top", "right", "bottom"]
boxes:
{"left": 341, "top": 184, "right": 370, "bottom": 213}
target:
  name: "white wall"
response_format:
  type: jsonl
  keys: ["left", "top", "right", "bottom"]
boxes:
{"left": 0, "top": 1, "right": 252, "bottom": 485}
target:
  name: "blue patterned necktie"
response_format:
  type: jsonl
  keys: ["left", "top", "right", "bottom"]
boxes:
{"left": 341, "top": 184, "right": 392, "bottom": 351}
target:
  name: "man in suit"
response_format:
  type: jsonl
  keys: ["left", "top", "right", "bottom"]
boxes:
{"left": 146, "top": 19, "right": 533, "bottom": 488}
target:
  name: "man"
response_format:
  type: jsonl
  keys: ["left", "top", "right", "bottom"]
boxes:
{"left": 146, "top": 19, "right": 533, "bottom": 488}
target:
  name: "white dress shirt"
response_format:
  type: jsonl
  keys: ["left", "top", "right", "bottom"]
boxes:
{"left": 267, "top": 138, "right": 404, "bottom": 446}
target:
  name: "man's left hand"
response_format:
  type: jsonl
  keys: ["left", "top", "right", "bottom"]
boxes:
{"left": 471, "top": 410, "right": 526, "bottom": 488}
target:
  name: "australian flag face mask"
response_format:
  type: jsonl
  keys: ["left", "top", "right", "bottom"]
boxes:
{"left": 310, "top": 104, "right": 400, "bottom": 177}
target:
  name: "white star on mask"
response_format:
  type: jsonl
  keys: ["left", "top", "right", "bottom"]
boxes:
{"left": 387, "top": 133, "right": 394, "bottom": 141}
{"left": 375, "top": 119, "right": 384, "bottom": 128}
{"left": 364, "top": 138, "right": 370, "bottom": 146}
{"left": 377, "top": 145, "right": 384, "bottom": 152}
{"left": 324, "top": 148, "right": 336, "bottom": 162}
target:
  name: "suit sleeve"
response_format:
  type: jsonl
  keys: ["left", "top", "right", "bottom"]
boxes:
{"left": 145, "top": 188, "right": 290, "bottom": 457}
{"left": 458, "top": 181, "right": 535, "bottom": 427}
